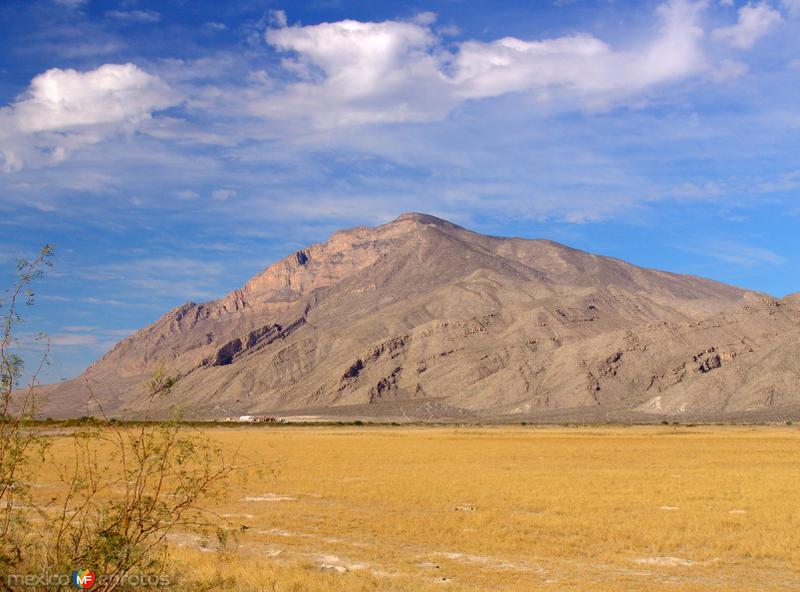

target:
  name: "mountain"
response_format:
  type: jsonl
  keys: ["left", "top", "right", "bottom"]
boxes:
{"left": 39, "top": 213, "right": 800, "bottom": 422}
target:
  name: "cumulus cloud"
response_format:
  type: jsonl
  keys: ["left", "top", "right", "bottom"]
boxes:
{"left": 0, "top": 63, "right": 178, "bottom": 171}
{"left": 258, "top": 0, "right": 709, "bottom": 127}
{"left": 261, "top": 18, "right": 446, "bottom": 125}
{"left": 712, "top": 2, "right": 782, "bottom": 48}
{"left": 12, "top": 64, "right": 174, "bottom": 132}
{"left": 452, "top": 0, "right": 707, "bottom": 102}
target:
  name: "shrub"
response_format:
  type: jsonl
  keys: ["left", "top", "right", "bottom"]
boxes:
{"left": 1, "top": 246, "right": 242, "bottom": 591}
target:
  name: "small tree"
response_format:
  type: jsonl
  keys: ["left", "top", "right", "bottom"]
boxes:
{"left": 37, "top": 372, "right": 236, "bottom": 591}
{"left": 1, "top": 248, "right": 245, "bottom": 591}
{"left": 0, "top": 245, "right": 54, "bottom": 571}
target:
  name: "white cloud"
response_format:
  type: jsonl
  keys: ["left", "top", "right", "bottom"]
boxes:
{"left": 175, "top": 189, "right": 200, "bottom": 200}
{"left": 49, "top": 333, "right": 101, "bottom": 347}
{"left": 262, "top": 18, "right": 445, "bottom": 125}
{"left": 53, "top": 0, "right": 88, "bottom": 7}
{"left": 212, "top": 188, "right": 236, "bottom": 201}
{"left": 782, "top": 0, "right": 800, "bottom": 18}
{"left": 712, "top": 2, "right": 782, "bottom": 48}
{"left": 34, "top": 201, "right": 58, "bottom": 212}
{"left": 106, "top": 10, "right": 161, "bottom": 23}
{"left": 83, "top": 256, "right": 231, "bottom": 300}
{"left": 0, "top": 63, "right": 178, "bottom": 171}
{"left": 12, "top": 63, "right": 174, "bottom": 132}
{"left": 438, "top": 24, "right": 461, "bottom": 36}
{"left": 756, "top": 169, "right": 800, "bottom": 192}
{"left": 25, "top": 327, "right": 135, "bottom": 350}
{"left": 412, "top": 12, "right": 438, "bottom": 26}
{"left": 258, "top": 0, "right": 710, "bottom": 127}
{"left": 270, "top": 9, "right": 288, "bottom": 28}
{"left": 452, "top": 0, "right": 707, "bottom": 103}
{"left": 691, "top": 239, "right": 786, "bottom": 266}
{"left": 711, "top": 58, "right": 749, "bottom": 80}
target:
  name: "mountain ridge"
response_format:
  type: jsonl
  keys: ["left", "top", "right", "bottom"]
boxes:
{"left": 39, "top": 213, "right": 799, "bottom": 422}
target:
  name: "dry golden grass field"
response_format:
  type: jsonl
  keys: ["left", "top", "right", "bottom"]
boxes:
{"left": 36, "top": 425, "right": 800, "bottom": 591}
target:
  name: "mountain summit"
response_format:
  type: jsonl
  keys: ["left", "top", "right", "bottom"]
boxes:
{"left": 42, "top": 214, "right": 800, "bottom": 421}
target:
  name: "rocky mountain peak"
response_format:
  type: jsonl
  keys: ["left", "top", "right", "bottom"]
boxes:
{"left": 38, "top": 213, "right": 798, "bottom": 423}
{"left": 390, "top": 212, "right": 463, "bottom": 229}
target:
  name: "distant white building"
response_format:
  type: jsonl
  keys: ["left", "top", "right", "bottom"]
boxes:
{"left": 237, "top": 415, "right": 278, "bottom": 423}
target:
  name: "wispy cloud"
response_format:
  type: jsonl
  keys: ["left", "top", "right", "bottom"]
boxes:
{"left": 105, "top": 10, "right": 162, "bottom": 24}
{"left": 211, "top": 188, "right": 236, "bottom": 202}
{"left": 52, "top": 0, "right": 87, "bottom": 7}
{"left": 49, "top": 333, "right": 102, "bottom": 347}
{"left": 681, "top": 239, "right": 786, "bottom": 267}
{"left": 16, "top": 327, "right": 134, "bottom": 352}
{"left": 781, "top": 0, "right": 800, "bottom": 18}
{"left": 712, "top": 2, "right": 782, "bottom": 48}
{"left": 80, "top": 256, "right": 233, "bottom": 301}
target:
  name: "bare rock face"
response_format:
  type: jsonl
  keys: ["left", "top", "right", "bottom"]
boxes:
{"left": 40, "top": 213, "right": 800, "bottom": 422}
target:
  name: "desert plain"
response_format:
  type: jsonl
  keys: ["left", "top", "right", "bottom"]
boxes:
{"left": 33, "top": 424, "right": 800, "bottom": 591}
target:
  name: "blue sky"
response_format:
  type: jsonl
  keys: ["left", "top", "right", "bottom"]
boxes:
{"left": 1, "top": 0, "right": 799, "bottom": 383}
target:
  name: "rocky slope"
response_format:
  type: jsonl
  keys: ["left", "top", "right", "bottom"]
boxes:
{"left": 40, "top": 213, "right": 800, "bottom": 421}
